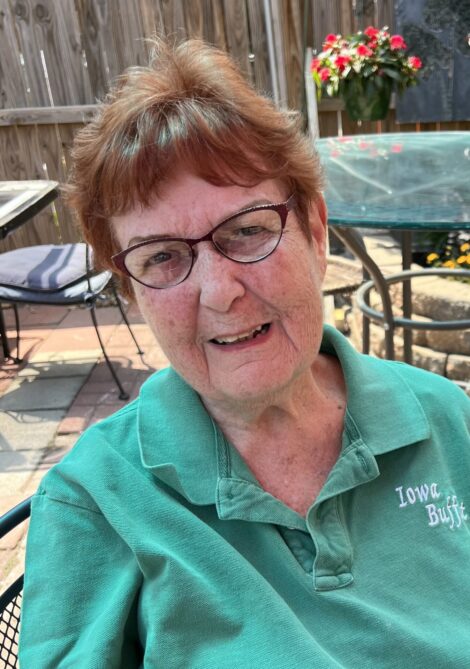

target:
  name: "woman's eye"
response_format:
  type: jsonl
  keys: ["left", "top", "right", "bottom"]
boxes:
{"left": 144, "top": 251, "right": 173, "bottom": 267}
{"left": 234, "top": 225, "right": 265, "bottom": 237}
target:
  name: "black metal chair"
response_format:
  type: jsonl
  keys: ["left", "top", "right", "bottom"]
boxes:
{"left": 0, "top": 497, "right": 31, "bottom": 669}
{"left": 0, "top": 243, "right": 142, "bottom": 400}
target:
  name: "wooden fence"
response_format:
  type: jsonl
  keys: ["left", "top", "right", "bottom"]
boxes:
{"left": 0, "top": 0, "right": 468, "bottom": 250}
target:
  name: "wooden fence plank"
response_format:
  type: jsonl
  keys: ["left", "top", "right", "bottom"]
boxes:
{"left": 11, "top": 0, "right": 91, "bottom": 106}
{"left": 222, "top": 0, "right": 251, "bottom": 81}
{"left": 246, "top": 0, "right": 271, "bottom": 95}
{"left": 138, "top": 0, "right": 165, "bottom": 39}
{"left": 87, "top": 1, "right": 121, "bottom": 81}
{"left": 78, "top": 0, "right": 148, "bottom": 87}
{"left": 33, "top": 0, "right": 93, "bottom": 105}
{"left": 58, "top": 122, "right": 82, "bottom": 176}
{"left": 35, "top": 123, "right": 72, "bottom": 241}
{"left": 279, "top": 0, "right": 304, "bottom": 109}
{"left": 0, "top": 105, "right": 97, "bottom": 125}
{"left": 312, "top": 0, "right": 342, "bottom": 51}
{"left": 377, "top": 0, "right": 394, "bottom": 30}
{"left": 269, "top": 0, "right": 289, "bottom": 107}
{"left": 184, "top": 0, "right": 205, "bottom": 38}
{"left": 75, "top": 0, "right": 110, "bottom": 101}
{"left": 159, "top": 0, "right": 187, "bottom": 40}
{"left": 0, "top": 126, "right": 23, "bottom": 179}
{"left": 57, "top": 122, "right": 85, "bottom": 242}
{"left": 208, "top": 0, "right": 227, "bottom": 49}
{"left": 339, "top": 0, "right": 353, "bottom": 34}
{"left": 352, "top": 0, "right": 376, "bottom": 31}
{"left": 0, "top": 0, "right": 28, "bottom": 108}
{"left": 107, "top": 0, "right": 149, "bottom": 74}
{"left": 183, "top": 0, "right": 227, "bottom": 46}
{"left": 0, "top": 125, "right": 56, "bottom": 246}
{"left": 9, "top": 0, "right": 49, "bottom": 106}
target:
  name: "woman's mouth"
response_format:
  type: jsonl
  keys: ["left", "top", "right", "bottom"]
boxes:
{"left": 210, "top": 323, "right": 271, "bottom": 346}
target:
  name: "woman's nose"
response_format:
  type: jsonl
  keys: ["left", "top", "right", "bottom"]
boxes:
{"left": 192, "top": 243, "right": 245, "bottom": 312}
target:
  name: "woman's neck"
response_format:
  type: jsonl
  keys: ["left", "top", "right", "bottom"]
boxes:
{"left": 201, "top": 353, "right": 347, "bottom": 513}
{"left": 203, "top": 353, "right": 345, "bottom": 440}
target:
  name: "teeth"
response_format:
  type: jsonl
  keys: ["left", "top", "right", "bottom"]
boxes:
{"left": 213, "top": 323, "right": 267, "bottom": 345}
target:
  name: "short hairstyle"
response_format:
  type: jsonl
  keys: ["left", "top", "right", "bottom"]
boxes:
{"left": 66, "top": 37, "right": 323, "bottom": 297}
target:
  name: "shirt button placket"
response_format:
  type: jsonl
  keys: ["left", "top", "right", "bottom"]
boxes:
{"left": 307, "top": 497, "right": 354, "bottom": 591}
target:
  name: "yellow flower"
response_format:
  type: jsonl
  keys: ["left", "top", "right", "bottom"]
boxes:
{"left": 457, "top": 255, "right": 467, "bottom": 264}
{"left": 460, "top": 242, "right": 470, "bottom": 252}
{"left": 443, "top": 259, "right": 456, "bottom": 268}
{"left": 426, "top": 252, "right": 439, "bottom": 263}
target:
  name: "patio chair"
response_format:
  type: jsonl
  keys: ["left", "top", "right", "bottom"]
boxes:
{"left": 0, "top": 497, "right": 31, "bottom": 669}
{"left": 0, "top": 243, "right": 142, "bottom": 400}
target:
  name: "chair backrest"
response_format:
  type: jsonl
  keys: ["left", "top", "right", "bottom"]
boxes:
{"left": 0, "top": 498, "right": 31, "bottom": 668}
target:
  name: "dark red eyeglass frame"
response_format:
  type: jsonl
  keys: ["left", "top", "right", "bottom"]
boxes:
{"left": 112, "top": 193, "right": 297, "bottom": 287}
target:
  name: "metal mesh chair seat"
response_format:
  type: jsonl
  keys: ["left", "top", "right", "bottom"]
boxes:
{"left": 0, "top": 589, "right": 22, "bottom": 668}
{"left": 0, "top": 498, "right": 31, "bottom": 669}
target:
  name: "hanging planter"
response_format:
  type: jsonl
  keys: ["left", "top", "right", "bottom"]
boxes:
{"left": 341, "top": 75, "right": 393, "bottom": 121}
{"left": 312, "top": 26, "right": 422, "bottom": 123}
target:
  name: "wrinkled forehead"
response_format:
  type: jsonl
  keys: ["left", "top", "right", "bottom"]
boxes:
{"left": 111, "top": 171, "right": 287, "bottom": 249}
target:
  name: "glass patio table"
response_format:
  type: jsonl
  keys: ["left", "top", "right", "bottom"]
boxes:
{"left": 315, "top": 131, "right": 470, "bottom": 364}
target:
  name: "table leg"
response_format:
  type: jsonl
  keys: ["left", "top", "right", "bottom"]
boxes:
{"left": 330, "top": 227, "right": 396, "bottom": 360}
{"left": 401, "top": 230, "right": 413, "bottom": 365}
{"left": 0, "top": 305, "right": 11, "bottom": 359}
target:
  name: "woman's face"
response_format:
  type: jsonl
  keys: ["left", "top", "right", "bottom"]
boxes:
{"left": 112, "top": 171, "right": 328, "bottom": 407}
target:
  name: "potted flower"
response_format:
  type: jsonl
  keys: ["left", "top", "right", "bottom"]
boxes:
{"left": 311, "top": 26, "right": 423, "bottom": 121}
{"left": 426, "top": 235, "right": 470, "bottom": 282}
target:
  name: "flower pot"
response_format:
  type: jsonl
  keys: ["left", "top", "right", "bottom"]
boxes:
{"left": 341, "top": 76, "right": 392, "bottom": 121}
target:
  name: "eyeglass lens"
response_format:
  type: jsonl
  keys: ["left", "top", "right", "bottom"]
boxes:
{"left": 123, "top": 207, "right": 283, "bottom": 288}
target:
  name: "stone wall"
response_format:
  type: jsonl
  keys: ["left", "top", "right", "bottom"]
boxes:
{"left": 350, "top": 270, "right": 470, "bottom": 388}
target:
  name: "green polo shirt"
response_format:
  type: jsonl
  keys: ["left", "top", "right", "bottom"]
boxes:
{"left": 20, "top": 326, "right": 470, "bottom": 668}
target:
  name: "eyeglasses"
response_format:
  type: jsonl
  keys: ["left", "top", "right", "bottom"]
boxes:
{"left": 112, "top": 194, "right": 296, "bottom": 289}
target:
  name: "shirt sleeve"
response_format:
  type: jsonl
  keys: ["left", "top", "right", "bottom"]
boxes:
{"left": 19, "top": 491, "right": 143, "bottom": 668}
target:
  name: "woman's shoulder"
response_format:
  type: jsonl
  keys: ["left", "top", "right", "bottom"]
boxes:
{"left": 35, "top": 367, "right": 177, "bottom": 509}
{"left": 34, "top": 398, "right": 142, "bottom": 512}
{"left": 380, "top": 356, "right": 469, "bottom": 403}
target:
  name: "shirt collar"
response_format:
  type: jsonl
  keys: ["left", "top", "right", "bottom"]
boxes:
{"left": 138, "top": 366, "right": 220, "bottom": 505}
{"left": 137, "top": 326, "right": 430, "bottom": 504}
{"left": 320, "top": 325, "right": 430, "bottom": 455}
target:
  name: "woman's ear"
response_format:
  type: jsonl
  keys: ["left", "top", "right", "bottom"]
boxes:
{"left": 309, "top": 194, "right": 328, "bottom": 273}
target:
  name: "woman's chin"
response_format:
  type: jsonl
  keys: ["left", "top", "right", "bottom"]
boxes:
{"left": 205, "top": 362, "right": 302, "bottom": 408}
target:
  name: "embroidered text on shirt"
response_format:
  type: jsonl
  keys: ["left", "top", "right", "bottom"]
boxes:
{"left": 395, "top": 482, "right": 468, "bottom": 530}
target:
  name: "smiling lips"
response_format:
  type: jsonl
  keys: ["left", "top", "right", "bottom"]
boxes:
{"left": 210, "top": 323, "right": 270, "bottom": 346}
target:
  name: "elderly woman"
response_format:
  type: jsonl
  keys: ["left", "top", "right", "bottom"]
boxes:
{"left": 20, "top": 38, "right": 470, "bottom": 668}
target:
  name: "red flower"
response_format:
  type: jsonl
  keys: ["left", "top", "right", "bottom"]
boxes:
{"left": 357, "top": 44, "right": 373, "bottom": 58}
{"left": 319, "top": 67, "right": 331, "bottom": 82}
{"left": 311, "top": 58, "right": 321, "bottom": 71}
{"left": 364, "top": 26, "right": 380, "bottom": 39}
{"left": 390, "top": 34, "right": 407, "bottom": 50}
{"left": 323, "top": 33, "right": 338, "bottom": 49}
{"left": 391, "top": 144, "right": 403, "bottom": 153}
{"left": 334, "top": 54, "right": 351, "bottom": 71}
{"left": 408, "top": 56, "right": 422, "bottom": 69}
